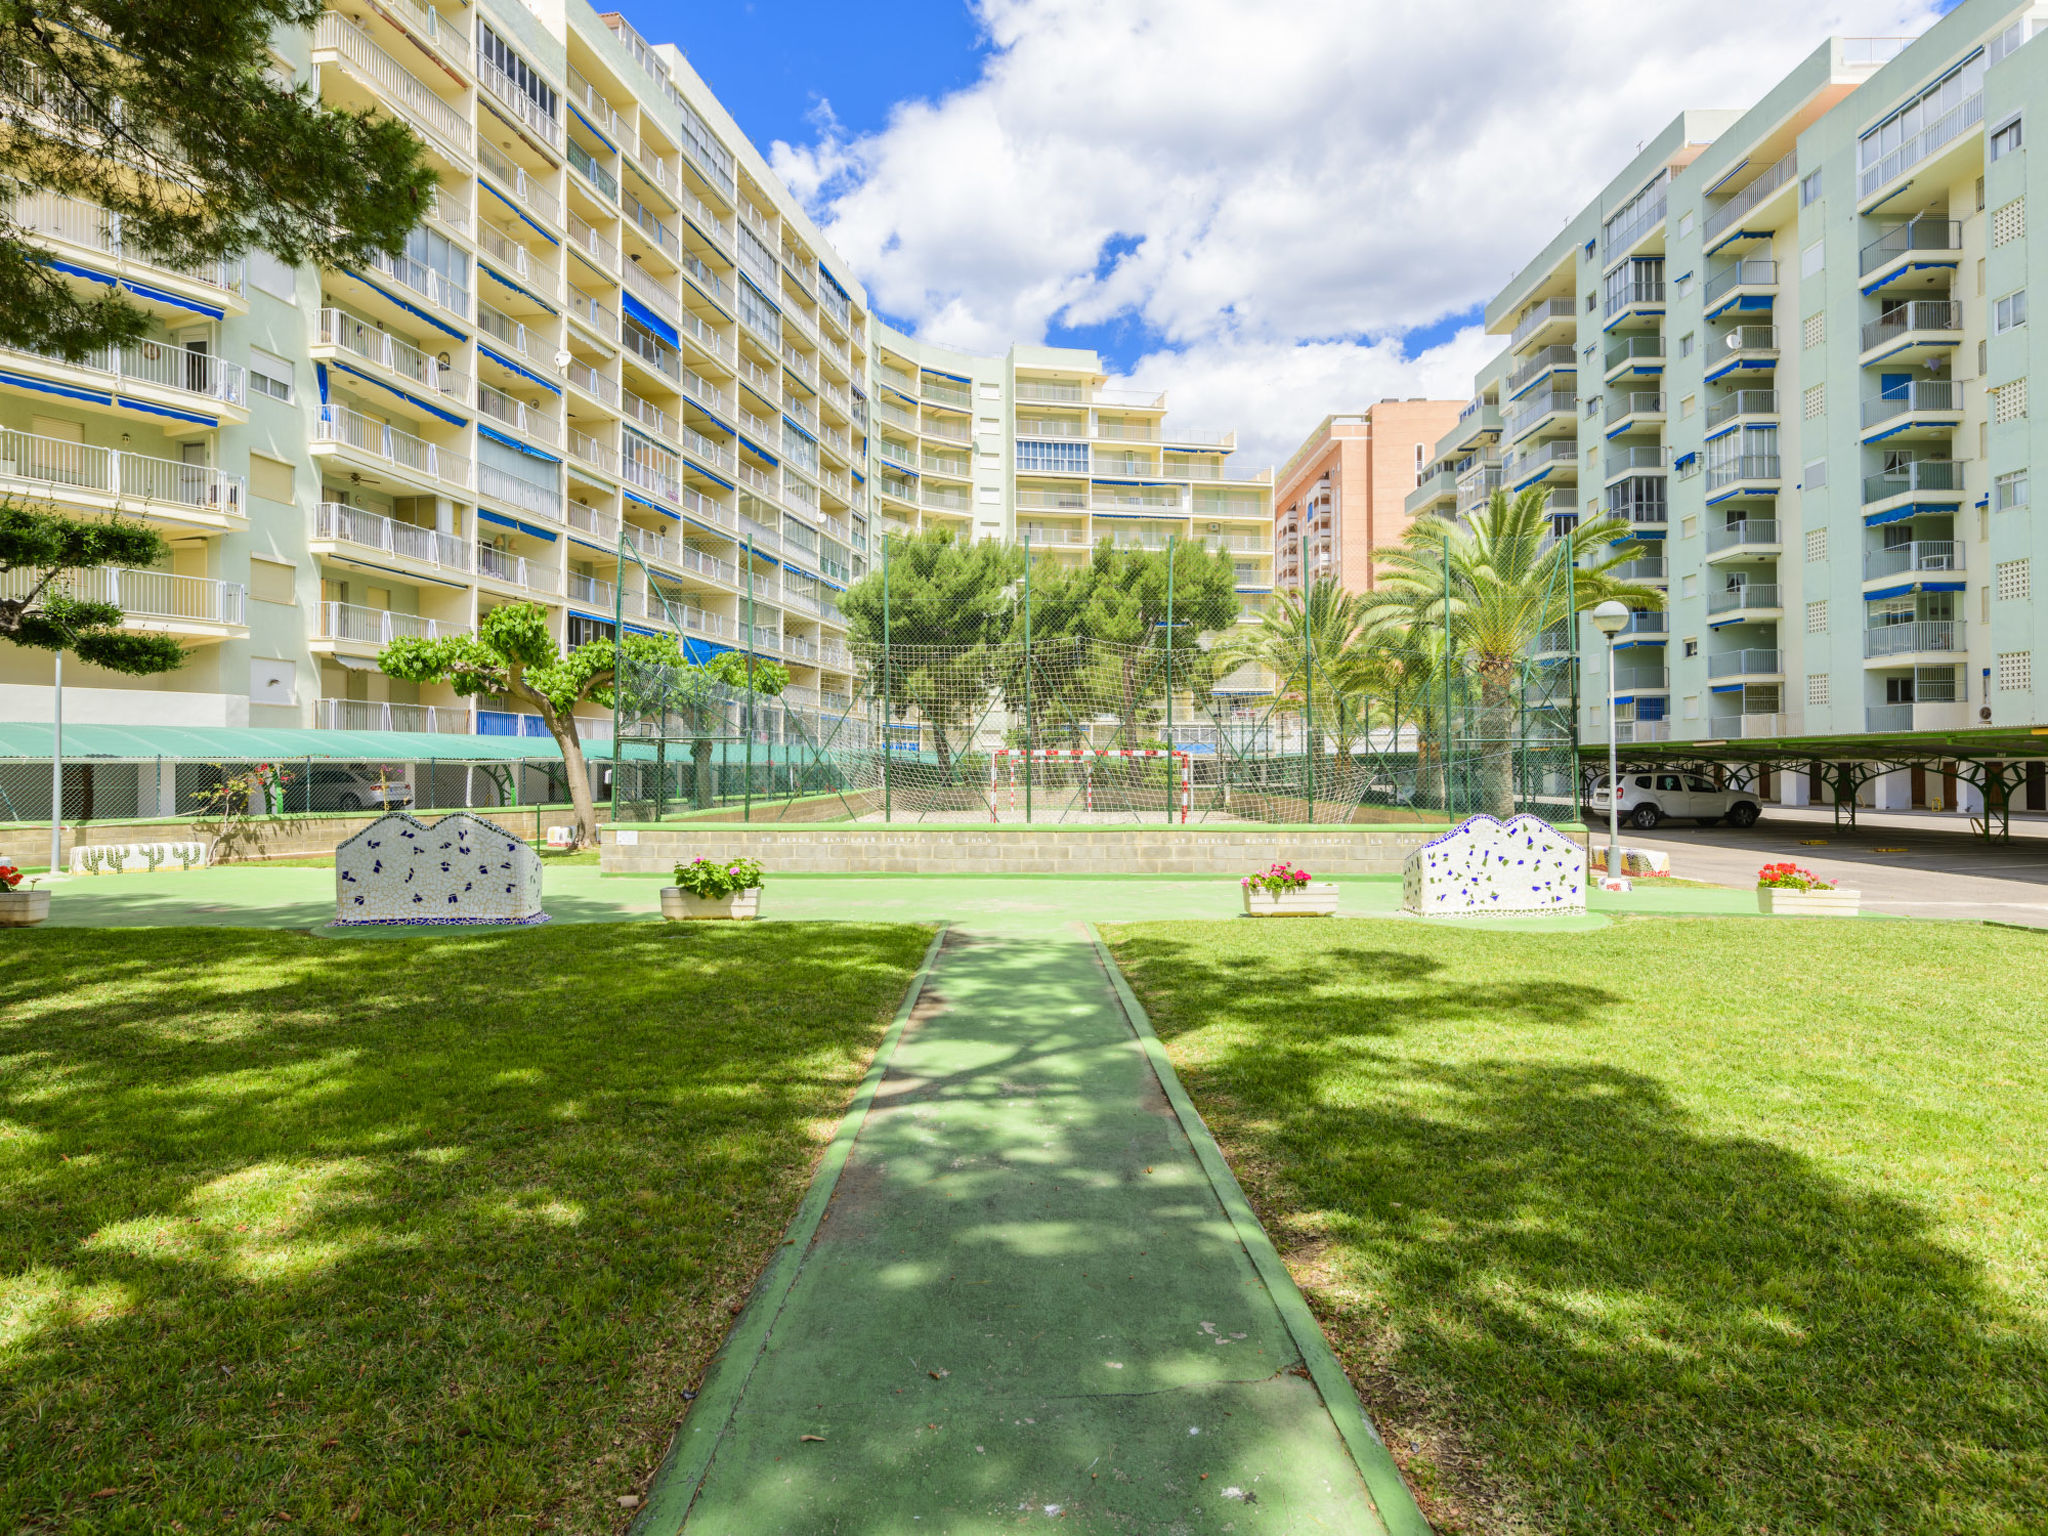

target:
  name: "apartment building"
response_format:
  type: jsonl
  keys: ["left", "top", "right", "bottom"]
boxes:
{"left": 1274, "top": 401, "right": 1463, "bottom": 593}
{"left": 0, "top": 0, "right": 1270, "bottom": 742}
{"left": 1427, "top": 0, "right": 2048, "bottom": 812}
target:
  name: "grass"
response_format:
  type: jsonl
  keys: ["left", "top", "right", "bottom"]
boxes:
{"left": 1102, "top": 915, "right": 2048, "bottom": 1536}
{"left": 0, "top": 921, "right": 933, "bottom": 1533}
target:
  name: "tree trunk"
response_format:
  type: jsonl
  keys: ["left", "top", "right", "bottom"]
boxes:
{"left": 692, "top": 736, "right": 714, "bottom": 809}
{"left": 544, "top": 709, "right": 601, "bottom": 848}
{"left": 1477, "top": 667, "right": 1517, "bottom": 819}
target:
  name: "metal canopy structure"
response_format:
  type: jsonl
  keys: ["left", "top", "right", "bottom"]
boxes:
{"left": 1584, "top": 724, "right": 2048, "bottom": 836}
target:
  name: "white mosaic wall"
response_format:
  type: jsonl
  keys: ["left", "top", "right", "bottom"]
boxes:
{"left": 1402, "top": 814, "right": 1586, "bottom": 917}
{"left": 334, "top": 812, "right": 545, "bottom": 927}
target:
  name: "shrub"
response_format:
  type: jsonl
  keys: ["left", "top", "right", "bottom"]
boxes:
{"left": 672, "top": 857, "right": 766, "bottom": 899}
{"left": 1756, "top": 862, "right": 1834, "bottom": 891}
{"left": 1242, "top": 862, "right": 1311, "bottom": 898}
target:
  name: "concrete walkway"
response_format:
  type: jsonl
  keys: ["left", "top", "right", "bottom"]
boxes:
{"left": 634, "top": 919, "right": 1424, "bottom": 1535}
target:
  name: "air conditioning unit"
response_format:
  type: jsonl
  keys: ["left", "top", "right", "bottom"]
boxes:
{"left": 1206, "top": 522, "right": 1220, "bottom": 532}
{"left": 1980, "top": 705, "right": 1993, "bottom": 721}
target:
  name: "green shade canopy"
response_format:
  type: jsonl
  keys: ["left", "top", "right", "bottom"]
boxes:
{"left": 0, "top": 723, "right": 656, "bottom": 763}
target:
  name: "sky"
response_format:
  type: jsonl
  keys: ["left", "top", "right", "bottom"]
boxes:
{"left": 637, "top": 0, "right": 1955, "bottom": 467}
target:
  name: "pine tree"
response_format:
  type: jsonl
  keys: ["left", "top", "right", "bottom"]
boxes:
{"left": 0, "top": 500, "right": 185, "bottom": 673}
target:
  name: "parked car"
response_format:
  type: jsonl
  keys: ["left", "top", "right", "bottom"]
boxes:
{"left": 305, "top": 766, "right": 412, "bottom": 813}
{"left": 1586, "top": 772, "right": 1761, "bottom": 829}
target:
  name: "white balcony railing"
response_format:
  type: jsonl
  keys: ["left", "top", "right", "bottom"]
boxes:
{"left": 314, "top": 14, "right": 470, "bottom": 164}
{"left": 476, "top": 380, "right": 561, "bottom": 445}
{"left": 477, "top": 462, "right": 564, "bottom": 521}
{"left": 312, "top": 502, "right": 471, "bottom": 572}
{"left": 477, "top": 51, "right": 563, "bottom": 148}
{"left": 314, "top": 699, "right": 473, "bottom": 733}
{"left": 314, "top": 402, "right": 470, "bottom": 488}
{"left": 316, "top": 601, "right": 469, "bottom": 645}
{"left": 3, "top": 339, "right": 246, "bottom": 408}
{"left": 0, "top": 427, "right": 245, "bottom": 517}
{"left": 4, "top": 565, "right": 244, "bottom": 627}
{"left": 477, "top": 141, "right": 563, "bottom": 228}
{"left": 476, "top": 543, "right": 562, "bottom": 592}
{"left": 317, "top": 308, "right": 467, "bottom": 400}
{"left": 7, "top": 186, "right": 244, "bottom": 295}
{"left": 363, "top": 246, "right": 467, "bottom": 316}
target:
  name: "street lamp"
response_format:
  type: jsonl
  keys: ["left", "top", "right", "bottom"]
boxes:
{"left": 1588, "top": 600, "right": 1632, "bottom": 885}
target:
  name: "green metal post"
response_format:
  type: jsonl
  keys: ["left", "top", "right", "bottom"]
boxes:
{"left": 1164, "top": 535, "right": 1174, "bottom": 824}
{"left": 612, "top": 526, "right": 625, "bottom": 825}
{"left": 1023, "top": 543, "right": 1033, "bottom": 823}
{"left": 1441, "top": 542, "right": 1454, "bottom": 820}
{"left": 743, "top": 537, "right": 755, "bottom": 823}
{"left": 882, "top": 531, "right": 892, "bottom": 823}
{"left": 1303, "top": 578, "right": 1314, "bottom": 825}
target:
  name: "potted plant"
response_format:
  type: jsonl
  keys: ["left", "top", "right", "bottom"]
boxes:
{"left": 662, "top": 857, "right": 765, "bottom": 921}
{"left": 0, "top": 859, "right": 49, "bottom": 927}
{"left": 1241, "top": 861, "right": 1339, "bottom": 917}
{"left": 1755, "top": 862, "right": 1860, "bottom": 917}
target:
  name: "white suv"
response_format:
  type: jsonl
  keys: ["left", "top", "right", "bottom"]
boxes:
{"left": 1587, "top": 772, "right": 1762, "bottom": 830}
{"left": 306, "top": 767, "right": 413, "bottom": 813}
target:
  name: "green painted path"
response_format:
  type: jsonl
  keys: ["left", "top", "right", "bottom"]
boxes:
{"left": 634, "top": 917, "right": 1425, "bottom": 1535}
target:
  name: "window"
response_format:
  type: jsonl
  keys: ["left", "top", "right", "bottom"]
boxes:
{"left": 1806, "top": 599, "right": 1828, "bottom": 634}
{"left": 1015, "top": 440, "right": 1088, "bottom": 474}
{"left": 1807, "top": 673, "right": 1830, "bottom": 707}
{"left": 1992, "top": 116, "right": 2024, "bottom": 161}
{"left": 1586, "top": 292, "right": 1597, "bottom": 312}
{"left": 1682, "top": 637, "right": 1699, "bottom": 659}
{"left": 1978, "top": 258, "right": 1987, "bottom": 297}
{"left": 1997, "top": 558, "right": 2031, "bottom": 600}
{"left": 1806, "top": 527, "right": 1828, "bottom": 561}
{"left": 247, "top": 557, "right": 294, "bottom": 605}
{"left": 1683, "top": 695, "right": 1699, "bottom": 719}
{"left": 1800, "top": 239, "right": 1825, "bottom": 277}
{"left": 1673, "top": 272, "right": 1693, "bottom": 298}
{"left": 736, "top": 276, "right": 782, "bottom": 347}
{"left": 1997, "top": 651, "right": 2033, "bottom": 691}
{"left": 1800, "top": 168, "right": 1823, "bottom": 206}
{"left": 1681, "top": 515, "right": 1699, "bottom": 539}
{"left": 248, "top": 452, "right": 293, "bottom": 503}
{"left": 1678, "top": 332, "right": 1694, "bottom": 358}
{"left": 1805, "top": 457, "right": 1827, "bottom": 489}
{"left": 567, "top": 615, "right": 615, "bottom": 648}
{"left": 977, "top": 486, "right": 1001, "bottom": 505}
{"left": 978, "top": 382, "right": 1001, "bottom": 400}
{"left": 1978, "top": 174, "right": 1988, "bottom": 211}
{"left": 1802, "top": 311, "right": 1825, "bottom": 349}
{"left": 1681, "top": 573, "right": 1697, "bottom": 597}
{"left": 1994, "top": 197, "right": 2026, "bottom": 247}
{"left": 1993, "top": 380, "right": 2028, "bottom": 425}
{"left": 1980, "top": 338, "right": 1990, "bottom": 374}
{"left": 1678, "top": 210, "right": 1695, "bottom": 237}
{"left": 1679, "top": 394, "right": 1696, "bottom": 419}
{"left": 250, "top": 249, "right": 295, "bottom": 300}
{"left": 249, "top": 347, "right": 293, "bottom": 403}
{"left": 1803, "top": 383, "right": 1826, "bottom": 420}
{"left": 479, "top": 24, "right": 558, "bottom": 120}
{"left": 1858, "top": 51, "right": 1987, "bottom": 196}
{"left": 1995, "top": 468, "right": 2030, "bottom": 508}
{"left": 1996, "top": 289, "right": 2028, "bottom": 332}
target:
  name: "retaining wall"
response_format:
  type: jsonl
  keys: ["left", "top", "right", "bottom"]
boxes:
{"left": 3, "top": 807, "right": 583, "bottom": 865}
{"left": 602, "top": 821, "right": 1593, "bottom": 877}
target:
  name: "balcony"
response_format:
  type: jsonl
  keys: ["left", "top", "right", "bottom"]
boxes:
{"left": 1858, "top": 218, "right": 1964, "bottom": 294}
{"left": 0, "top": 427, "right": 245, "bottom": 529}
{"left": 1703, "top": 324, "right": 1778, "bottom": 383}
{"left": 1509, "top": 297, "right": 1576, "bottom": 352}
{"left": 565, "top": 358, "right": 619, "bottom": 408}
{"left": 1702, "top": 151, "right": 1797, "bottom": 251}
{"left": 1507, "top": 439, "right": 1578, "bottom": 489}
{"left": 1615, "top": 611, "right": 1667, "bottom": 642}
{"left": 313, "top": 14, "right": 470, "bottom": 167}
{"left": 1863, "top": 540, "right": 1962, "bottom": 583}
{"left": 477, "top": 380, "right": 561, "bottom": 446}
{"left": 314, "top": 602, "right": 469, "bottom": 647}
{"left": 1864, "top": 700, "right": 1970, "bottom": 734}
{"left": 1613, "top": 664, "right": 1671, "bottom": 691}
{"left": 313, "top": 402, "right": 470, "bottom": 491}
{"left": 7, "top": 186, "right": 244, "bottom": 306}
{"left": 1703, "top": 712, "right": 1790, "bottom": 741}
{"left": 478, "top": 141, "right": 563, "bottom": 229}
{"left": 1603, "top": 334, "right": 1664, "bottom": 380}
{"left": 1863, "top": 620, "right": 1965, "bottom": 659}
{"left": 1861, "top": 459, "right": 1961, "bottom": 511}
{"left": 3, "top": 565, "right": 245, "bottom": 639}
{"left": 478, "top": 50, "right": 564, "bottom": 149}
{"left": 316, "top": 308, "right": 467, "bottom": 405}
{"left": 1603, "top": 390, "right": 1665, "bottom": 435}
{"left": 1456, "top": 466, "right": 1504, "bottom": 514}
{"left": 1707, "top": 582, "right": 1781, "bottom": 618}
{"left": 1505, "top": 344, "right": 1576, "bottom": 398}
{"left": 1860, "top": 300, "right": 1963, "bottom": 364}
{"left": 478, "top": 222, "right": 560, "bottom": 292}
{"left": 363, "top": 246, "right": 467, "bottom": 318}
{"left": 1859, "top": 380, "right": 1963, "bottom": 442}
{"left": 1602, "top": 279, "right": 1665, "bottom": 325}
{"left": 1504, "top": 389, "right": 1577, "bottom": 444}
{"left": 1706, "top": 648, "right": 1781, "bottom": 680}
{"left": 1704, "top": 454, "right": 1781, "bottom": 496}
{"left": 311, "top": 503, "right": 471, "bottom": 573}
{"left": 1703, "top": 259, "right": 1779, "bottom": 318}
{"left": 314, "top": 699, "right": 472, "bottom": 733}
{"left": 1612, "top": 553, "right": 1666, "bottom": 582}
{"left": 567, "top": 140, "right": 621, "bottom": 205}
{"left": 1, "top": 338, "right": 247, "bottom": 421}
{"left": 1859, "top": 94, "right": 1982, "bottom": 202}
{"left": 1607, "top": 475, "right": 1668, "bottom": 527}
{"left": 1705, "top": 518, "right": 1781, "bottom": 559}
{"left": 566, "top": 284, "right": 618, "bottom": 341}
{"left": 1704, "top": 390, "right": 1778, "bottom": 432}
{"left": 476, "top": 544, "right": 562, "bottom": 594}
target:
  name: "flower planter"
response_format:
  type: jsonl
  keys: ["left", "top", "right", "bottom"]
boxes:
{"left": 662, "top": 886, "right": 761, "bottom": 921}
{"left": 1242, "top": 882, "right": 1340, "bottom": 917}
{"left": 0, "top": 889, "right": 51, "bottom": 927}
{"left": 1756, "top": 886, "right": 1861, "bottom": 917}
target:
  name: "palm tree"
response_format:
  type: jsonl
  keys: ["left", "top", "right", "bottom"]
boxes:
{"left": 1360, "top": 487, "right": 1664, "bottom": 818}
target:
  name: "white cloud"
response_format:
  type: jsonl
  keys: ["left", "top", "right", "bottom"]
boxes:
{"left": 770, "top": 0, "right": 1941, "bottom": 465}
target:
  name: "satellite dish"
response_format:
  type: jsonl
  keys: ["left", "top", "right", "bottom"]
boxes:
{"left": 554, "top": 350, "right": 572, "bottom": 370}
{"left": 1724, "top": 331, "right": 1743, "bottom": 350}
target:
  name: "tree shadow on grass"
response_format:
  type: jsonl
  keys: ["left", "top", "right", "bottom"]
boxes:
{"left": 1110, "top": 932, "right": 2048, "bottom": 1535}
{"left": 0, "top": 922, "right": 932, "bottom": 1534}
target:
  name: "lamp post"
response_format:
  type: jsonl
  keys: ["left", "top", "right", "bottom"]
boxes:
{"left": 1588, "top": 600, "right": 1631, "bottom": 884}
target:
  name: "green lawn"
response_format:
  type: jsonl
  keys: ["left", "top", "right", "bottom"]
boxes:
{"left": 0, "top": 922, "right": 932, "bottom": 1533}
{"left": 1103, "top": 915, "right": 2048, "bottom": 1536}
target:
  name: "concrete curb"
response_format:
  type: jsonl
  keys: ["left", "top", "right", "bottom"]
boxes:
{"left": 1087, "top": 924, "right": 1434, "bottom": 1536}
{"left": 629, "top": 923, "right": 949, "bottom": 1535}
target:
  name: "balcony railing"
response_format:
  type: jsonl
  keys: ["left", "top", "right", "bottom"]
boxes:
{"left": 6, "top": 186, "right": 244, "bottom": 295}
{"left": 1864, "top": 620, "right": 1964, "bottom": 657}
{"left": 478, "top": 222, "right": 559, "bottom": 289}
{"left": 565, "top": 283, "right": 617, "bottom": 339}
{"left": 1706, "top": 648, "right": 1781, "bottom": 678}
{"left": 0, "top": 427, "right": 245, "bottom": 517}
{"left": 5, "top": 565, "right": 244, "bottom": 627}
{"left": 1858, "top": 93, "right": 1982, "bottom": 199}
{"left": 1704, "top": 454, "right": 1780, "bottom": 491}
{"left": 1712, "top": 323, "right": 1779, "bottom": 360}
{"left": 314, "top": 14, "right": 469, "bottom": 164}
{"left": 477, "top": 51, "right": 563, "bottom": 148}
{"left": 564, "top": 357, "right": 618, "bottom": 406}
{"left": 1504, "top": 344, "right": 1577, "bottom": 397}
{"left": 1603, "top": 280, "right": 1665, "bottom": 319}
{"left": 314, "top": 699, "right": 471, "bottom": 733}
{"left": 476, "top": 380, "right": 561, "bottom": 445}
{"left": 1706, "top": 518, "right": 1780, "bottom": 552}
{"left": 4, "top": 338, "right": 246, "bottom": 408}
{"left": 1604, "top": 445, "right": 1666, "bottom": 475}
{"left": 1702, "top": 151, "right": 1796, "bottom": 243}
{"left": 478, "top": 141, "right": 563, "bottom": 228}
{"left": 1860, "top": 380, "right": 1960, "bottom": 429}
{"left": 1707, "top": 582, "right": 1781, "bottom": 614}
{"left": 1861, "top": 300, "right": 1962, "bottom": 353}
{"left": 1702, "top": 259, "right": 1778, "bottom": 306}
{"left": 567, "top": 140, "right": 621, "bottom": 205}
{"left": 1863, "top": 540, "right": 1962, "bottom": 580}
{"left": 312, "top": 502, "right": 470, "bottom": 571}
{"left": 314, "top": 402, "right": 469, "bottom": 487}
{"left": 1704, "top": 390, "right": 1778, "bottom": 431}
{"left": 1505, "top": 390, "right": 1577, "bottom": 441}
{"left": 363, "top": 246, "right": 467, "bottom": 315}
{"left": 567, "top": 209, "right": 620, "bottom": 272}
{"left": 1862, "top": 459, "right": 1959, "bottom": 504}
{"left": 1859, "top": 218, "right": 1964, "bottom": 276}
{"left": 317, "top": 308, "right": 466, "bottom": 399}
{"left": 476, "top": 544, "right": 561, "bottom": 593}
{"left": 316, "top": 600, "right": 467, "bottom": 645}
{"left": 1604, "top": 390, "right": 1665, "bottom": 425}
{"left": 1604, "top": 334, "right": 1663, "bottom": 373}
{"left": 1507, "top": 439, "right": 1579, "bottom": 481}
{"left": 1510, "top": 297, "right": 1576, "bottom": 350}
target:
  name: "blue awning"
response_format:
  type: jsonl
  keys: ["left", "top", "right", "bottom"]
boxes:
{"left": 478, "top": 263, "right": 558, "bottom": 316}
{"left": 480, "top": 345, "right": 562, "bottom": 395}
{"left": 328, "top": 360, "right": 469, "bottom": 427}
{"left": 476, "top": 178, "right": 559, "bottom": 245}
{"left": 1863, "top": 502, "right": 1950, "bottom": 526}
{"left": 343, "top": 268, "right": 469, "bottom": 340}
{"left": 570, "top": 105, "right": 615, "bottom": 153}
{"left": 478, "top": 508, "right": 558, "bottom": 541}
{"left": 44, "top": 257, "right": 226, "bottom": 320}
{"left": 624, "top": 490, "right": 679, "bottom": 520}
{"left": 0, "top": 366, "right": 112, "bottom": 405}
{"left": 477, "top": 423, "right": 561, "bottom": 463}
{"left": 1709, "top": 683, "right": 1745, "bottom": 694}
{"left": 119, "top": 396, "right": 218, "bottom": 428}
{"left": 620, "top": 291, "right": 679, "bottom": 347}
{"left": 782, "top": 415, "right": 816, "bottom": 444}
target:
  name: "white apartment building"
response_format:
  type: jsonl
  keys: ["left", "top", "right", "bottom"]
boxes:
{"left": 0, "top": 0, "right": 1271, "bottom": 745}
